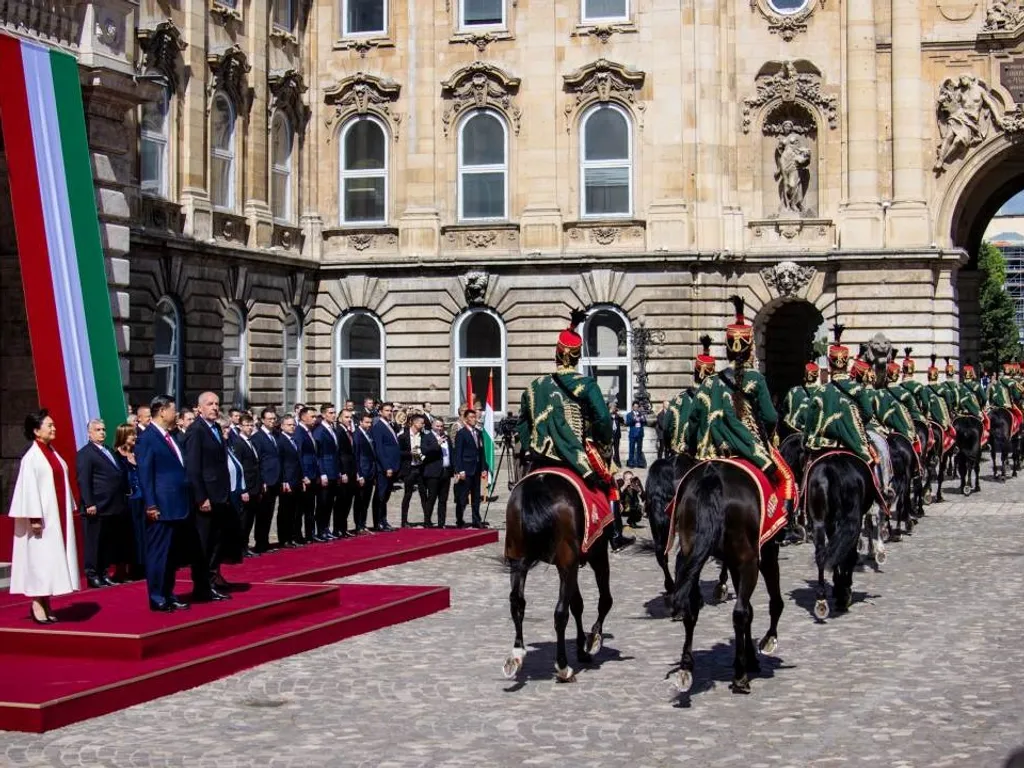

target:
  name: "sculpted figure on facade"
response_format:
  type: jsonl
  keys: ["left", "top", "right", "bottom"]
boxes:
{"left": 774, "top": 122, "right": 812, "bottom": 215}
{"left": 934, "top": 75, "right": 1003, "bottom": 172}
{"left": 984, "top": 0, "right": 1024, "bottom": 30}
{"left": 760, "top": 260, "right": 816, "bottom": 297}
{"left": 464, "top": 271, "right": 489, "bottom": 306}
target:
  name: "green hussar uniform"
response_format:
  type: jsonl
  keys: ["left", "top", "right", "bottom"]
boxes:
{"left": 938, "top": 358, "right": 962, "bottom": 418}
{"left": 988, "top": 374, "right": 1014, "bottom": 410}
{"left": 961, "top": 366, "right": 987, "bottom": 410}
{"left": 803, "top": 326, "right": 876, "bottom": 465}
{"left": 781, "top": 360, "right": 821, "bottom": 433}
{"left": 872, "top": 369, "right": 917, "bottom": 443}
{"left": 665, "top": 335, "right": 716, "bottom": 454}
{"left": 912, "top": 355, "right": 952, "bottom": 428}
{"left": 888, "top": 355, "right": 926, "bottom": 425}
{"left": 956, "top": 365, "right": 984, "bottom": 419}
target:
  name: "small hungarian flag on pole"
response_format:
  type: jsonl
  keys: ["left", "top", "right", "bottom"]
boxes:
{"left": 483, "top": 369, "right": 496, "bottom": 494}
{"left": 466, "top": 369, "right": 475, "bottom": 413}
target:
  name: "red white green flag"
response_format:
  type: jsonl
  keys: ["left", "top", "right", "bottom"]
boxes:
{"left": 483, "top": 369, "right": 496, "bottom": 494}
{"left": 0, "top": 34, "right": 126, "bottom": 468}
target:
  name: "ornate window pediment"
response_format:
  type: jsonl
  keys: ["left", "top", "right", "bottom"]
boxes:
{"left": 562, "top": 58, "right": 645, "bottom": 131}
{"left": 137, "top": 20, "right": 187, "bottom": 94}
{"left": 440, "top": 62, "right": 521, "bottom": 137}
{"left": 741, "top": 59, "right": 837, "bottom": 134}
{"left": 269, "top": 69, "right": 309, "bottom": 131}
{"left": 324, "top": 72, "right": 402, "bottom": 140}
{"left": 207, "top": 45, "right": 251, "bottom": 114}
{"left": 749, "top": 0, "right": 824, "bottom": 42}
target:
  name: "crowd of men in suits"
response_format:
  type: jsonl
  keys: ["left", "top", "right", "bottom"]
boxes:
{"left": 73, "top": 393, "right": 491, "bottom": 613}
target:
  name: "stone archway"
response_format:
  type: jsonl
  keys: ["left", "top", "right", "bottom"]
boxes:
{"left": 757, "top": 299, "right": 826, "bottom": 403}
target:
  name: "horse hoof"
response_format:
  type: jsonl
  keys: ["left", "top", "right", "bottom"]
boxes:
{"left": 502, "top": 656, "right": 522, "bottom": 680}
{"left": 712, "top": 583, "right": 729, "bottom": 604}
{"left": 729, "top": 679, "right": 751, "bottom": 695}
{"left": 963, "top": 486, "right": 972, "bottom": 497}
{"left": 875, "top": 549, "right": 887, "bottom": 566}
{"left": 555, "top": 665, "right": 576, "bottom": 683}
{"left": 676, "top": 670, "right": 693, "bottom": 692}
{"left": 813, "top": 599, "right": 830, "bottom": 621}
{"left": 670, "top": 612, "right": 684, "bottom": 622}
{"left": 587, "top": 633, "right": 603, "bottom": 656}
{"left": 760, "top": 636, "right": 779, "bottom": 655}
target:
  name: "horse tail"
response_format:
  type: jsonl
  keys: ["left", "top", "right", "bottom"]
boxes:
{"left": 671, "top": 463, "right": 724, "bottom": 615}
{"left": 644, "top": 458, "right": 677, "bottom": 552}
{"left": 505, "top": 474, "right": 559, "bottom": 567}
{"left": 823, "top": 460, "right": 864, "bottom": 572}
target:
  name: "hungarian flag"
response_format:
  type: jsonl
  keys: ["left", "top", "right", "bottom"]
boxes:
{"left": 483, "top": 369, "right": 496, "bottom": 494}
{"left": 0, "top": 35, "right": 126, "bottom": 479}
{"left": 466, "top": 369, "right": 475, "bottom": 411}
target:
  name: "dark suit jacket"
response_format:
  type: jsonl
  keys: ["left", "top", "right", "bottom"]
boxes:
{"left": 337, "top": 426, "right": 356, "bottom": 479}
{"left": 314, "top": 423, "right": 341, "bottom": 479}
{"left": 136, "top": 424, "right": 190, "bottom": 521}
{"left": 251, "top": 427, "right": 281, "bottom": 486}
{"left": 353, "top": 427, "right": 376, "bottom": 480}
{"left": 295, "top": 424, "right": 320, "bottom": 480}
{"left": 420, "top": 431, "right": 448, "bottom": 480}
{"left": 75, "top": 442, "right": 129, "bottom": 516}
{"left": 399, "top": 430, "right": 440, "bottom": 479}
{"left": 370, "top": 418, "right": 402, "bottom": 474}
{"left": 276, "top": 432, "right": 303, "bottom": 488}
{"left": 453, "top": 426, "right": 488, "bottom": 477}
{"left": 229, "top": 432, "right": 261, "bottom": 493}
{"left": 185, "top": 418, "right": 231, "bottom": 506}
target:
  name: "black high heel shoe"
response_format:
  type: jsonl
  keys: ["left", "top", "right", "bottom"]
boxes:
{"left": 29, "top": 606, "right": 49, "bottom": 625}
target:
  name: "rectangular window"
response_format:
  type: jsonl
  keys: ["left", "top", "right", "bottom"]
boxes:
{"left": 140, "top": 137, "right": 166, "bottom": 196}
{"left": 343, "top": 0, "right": 386, "bottom": 35}
{"left": 273, "top": 0, "right": 293, "bottom": 30}
{"left": 272, "top": 166, "right": 290, "bottom": 221}
{"left": 582, "top": 0, "right": 627, "bottom": 22}
{"left": 343, "top": 177, "right": 387, "bottom": 223}
{"left": 211, "top": 153, "right": 233, "bottom": 210}
{"left": 461, "top": 0, "right": 503, "bottom": 27}
{"left": 584, "top": 166, "right": 630, "bottom": 217}
{"left": 460, "top": 172, "right": 505, "bottom": 220}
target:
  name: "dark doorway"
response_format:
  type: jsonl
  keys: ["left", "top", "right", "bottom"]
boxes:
{"left": 762, "top": 301, "right": 824, "bottom": 403}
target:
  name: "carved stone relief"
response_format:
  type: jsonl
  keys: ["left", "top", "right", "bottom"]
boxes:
{"left": 440, "top": 63, "right": 522, "bottom": 136}
{"left": 760, "top": 260, "right": 816, "bottom": 296}
{"left": 562, "top": 59, "right": 645, "bottom": 130}
{"left": 269, "top": 70, "right": 309, "bottom": 131}
{"left": 742, "top": 60, "right": 837, "bottom": 135}
{"left": 324, "top": 73, "right": 402, "bottom": 140}
{"left": 933, "top": 74, "right": 1018, "bottom": 172}
{"left": 983, "top": 0, "right": 1023, "bottom": 29}
{"left": 207, "top": 45, "right": 251, "bottom": 114}
{"left": 763, "top": 103, "right": 817, "bottom": 217}
{"left": 137, "top": 20, "right": 187, "bottom": 93}
{"left": 463, "top": 271, "right": 489, "bottom": 306}
{"left": 442, "top": 226, "right": 519, "bottom": 250}
{"left": 749, "top": 0, "right": 824, "bottom": 41}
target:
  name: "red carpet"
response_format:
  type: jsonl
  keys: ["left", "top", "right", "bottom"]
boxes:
{"left": 0, "top": 528, "right": 497, "bottom": 733}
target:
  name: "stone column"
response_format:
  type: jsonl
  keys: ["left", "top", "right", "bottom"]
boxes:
{"left": 886, "top": 0, "right": 930, "bottom": 246}
{"left": 244, "top": 0, "right": 272, "bottom": 248}
{"left": 179, "top": 0, "right": 212, "bottom": 239}
{"left": 839, "top": 0, "right": 883, "bottom": 248}
{"left": 693, "top": 0, "right": 723, "bottom": 250}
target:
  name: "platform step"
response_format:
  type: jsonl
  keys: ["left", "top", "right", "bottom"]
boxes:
{"left": 0, "top": 582, "right": 340, "bottom": 660}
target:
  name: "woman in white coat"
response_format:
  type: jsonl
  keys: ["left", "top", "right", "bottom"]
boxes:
{"left": 9, "top": 410, "right": 80, "bottom": 623}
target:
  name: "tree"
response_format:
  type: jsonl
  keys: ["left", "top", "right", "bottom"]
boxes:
{"left": 978, "top": 241, "right": 1021, "bottom": 373}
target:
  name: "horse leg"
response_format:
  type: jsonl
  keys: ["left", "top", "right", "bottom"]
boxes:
{"left": 935, "top": 454, "right": 945, "bottom": 502}
{"left": 834, "top": 544, "right": 860, "bottom": 613}
{"left": 757, "top": 540, "right": 783, "bottom": 655}
{"left": 812, "top": 520, "right": 830, "bottom": 621}
{"left": 569, "top": 582, "right": 591, "bottom": 665}
{"left": 713, "top": 561, "right": 730, "bottom": 604}
{"left": 655, "top": 544, "right": 674, "bottom": 607}
{"left": 730, "top": 557, "right": 758, "bottom": 694}
{"left": 587, "top": 537, "right": 613, "bottom": 654}
{"left": 958, "top": 453, "right": 967, "bottom": 495}
{"left": 676, "top": 574, "right": 703, "bottom": 693}
{"left": 974, "top": 455, "right": 981, "bottom": 492}
{"left": 502, "top": 562, "right": 528, "bottom": 679}
{"left": 553, "top": 563, "right": 578, "bottom": 683}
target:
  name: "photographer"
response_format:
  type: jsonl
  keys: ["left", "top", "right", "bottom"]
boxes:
{"left": 617, "top": 471, "right": 645, "bottom": 529}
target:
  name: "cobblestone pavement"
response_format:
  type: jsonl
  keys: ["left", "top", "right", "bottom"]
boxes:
{"left": 3, "top": 469, "right": 1024, "bottom": 768}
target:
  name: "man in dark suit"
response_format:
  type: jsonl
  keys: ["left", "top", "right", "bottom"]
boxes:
{"left": 370, "top": 402, "right": 402, "bottom": 531}
{"left": 76, "top": 418, "right": 129, "bottom": 588}
{"left": 295, "top": 407, "right": 321, "bottom": 542}
{"left": 609, "top": 403, "right": 623, "bottom": 468}
{"left": 184, "top": 392, "right": 232, "bottom": 601}
{"left": 333, "top": 407, "right": 357, "bottom": 537}
{"left": 136, "top": 395, "right": 205, "bottom": 612}
{"left": 228, "top": 413, "right": 262, "bottom": 556}
{"left": 313, "top": 403, "right": 341, "bottom": 541}
{"left": 275, "top": 414, "right": 305, "bottom": 547}
{"left": 399, "top": 413, "right": 437, "bottom": 527}
{"left": 453, "top": 408, "right": 490, "bottom": 529}
{"left": 625, "top": 401, "right": 646, "bottom": 468}
{"left": 352, "top": 411, "right": 377, "bottom": 534}
{"left": 249, "top": 408, "right": 280, "bottom": 553}
{"left": 419, "top": 418, "right": 449, "bottom": 528}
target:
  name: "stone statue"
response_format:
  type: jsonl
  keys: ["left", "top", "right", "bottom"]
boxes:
{"left": 464, "top": 270, "right": 489, "bottom": 306}
{"left": 760, "top": 260, "right": 816, "bottom": 297}
{"left": 984, "top": 0, "right": 1023, "bottom": 30}
{"left": 774, "top": 122, "right": 812, "bottom": 215}
{"left": 934, "top": 75, "right": 1002, "bottom": 171}
{"left": 862, "top": 332, "right": 893, "bottom": 384}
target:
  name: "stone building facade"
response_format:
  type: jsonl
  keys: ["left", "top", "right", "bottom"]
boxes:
{"left": 5, "top": 0, "right": 1024, "bottom": 486}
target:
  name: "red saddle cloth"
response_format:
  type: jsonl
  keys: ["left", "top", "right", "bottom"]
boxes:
{"left": 665, "top": 458, "right": 789, "bottom": 556}
{"left": 1011, "top": 406, "right": 1023, "bottom": 437}
{"left": 929, "top": 420, "right": 955, "bottom": 454}
{"left": 519, "top": 467, "right": 613, "bottom": 553}
{"left": 982, "top": 413, "right": 990, "bottom": 447}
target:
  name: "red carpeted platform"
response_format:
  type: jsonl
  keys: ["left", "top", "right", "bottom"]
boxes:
{"left": 0, "top": 528, "right": 497, "bottom": 733}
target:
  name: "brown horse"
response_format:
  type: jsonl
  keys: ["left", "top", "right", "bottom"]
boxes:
{"left": 503, "top": 472, "right": 612, "bottom": 683}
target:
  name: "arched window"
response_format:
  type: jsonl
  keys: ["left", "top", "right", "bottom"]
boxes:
{"left": 283, "top": 309, "right": 303, "bottom": 410}
{"left": 579, "top": 307, "right": 631, "bottom": 410}
{"left": 223, "top": 304, "right": 247, "bottom": 409}
{"left": 580, "top": 104, "right": 632, "bottom": 218}
{"left": 334, "top": 311, "right": 386, "bottom": 405}
{"left": 340, "top": 116, "right": 388, "bottom": 225}
{"left": 210, "top": 93, "right": 236, "bottom": 210}
{"left": 271, "top": 113, "right": 293, "bottom": 222}
{"left": 768, "top": 0, "right": 809, "bottom": 12}
{"left": 458, "top": 111, "right": 508, "bottom": 221}
{"left": 154, "top": 296, "right": 183, "bottom": 400}
{"left": 141, "top": 82, "right": 170, "bottom": 197}
{"left": 453, "top": 308, "right": 506, "bottom": 413}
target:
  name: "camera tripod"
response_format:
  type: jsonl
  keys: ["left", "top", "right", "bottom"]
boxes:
{"left": 482, "top": 433, "right": 521, "bottom": 524}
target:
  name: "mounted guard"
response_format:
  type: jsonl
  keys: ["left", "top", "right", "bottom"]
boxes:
{"left": 665, "top": 335, "right": 716, "bottom": 455}
{"left": 781, "top": 359, "right": 821, "bottom": 435}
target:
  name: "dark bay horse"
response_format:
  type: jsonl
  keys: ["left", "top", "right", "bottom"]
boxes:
{"left": 670, "top": 461, "right": 784, "bottom": 695}
{"left": 953, "top": 416, "right": 982, "bottom": 495}
{"left": 503, "top": 472, "right": 612, "bottom": 683}
{"left": 886, "top": 433, "right": 918, "bottom": 540}
{"left": 804, "top": 452, "right": 880, "bottom": 620}
{"left": 988, "top": 408, "right": 1016, "bottom": 481}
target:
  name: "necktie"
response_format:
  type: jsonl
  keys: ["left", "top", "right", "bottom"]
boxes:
{"left": 208, "top": 421, "right": 222, "bottom": 443}
{"left": 98, "top": 444, "right": 119, "bottom": 468}
{"left": 163, "top": 432, "right": 181, "bottom": 464}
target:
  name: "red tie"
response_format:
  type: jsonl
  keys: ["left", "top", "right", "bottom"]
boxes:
{"left": 164, "top": 432, "right": 179, "bottom": 462}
